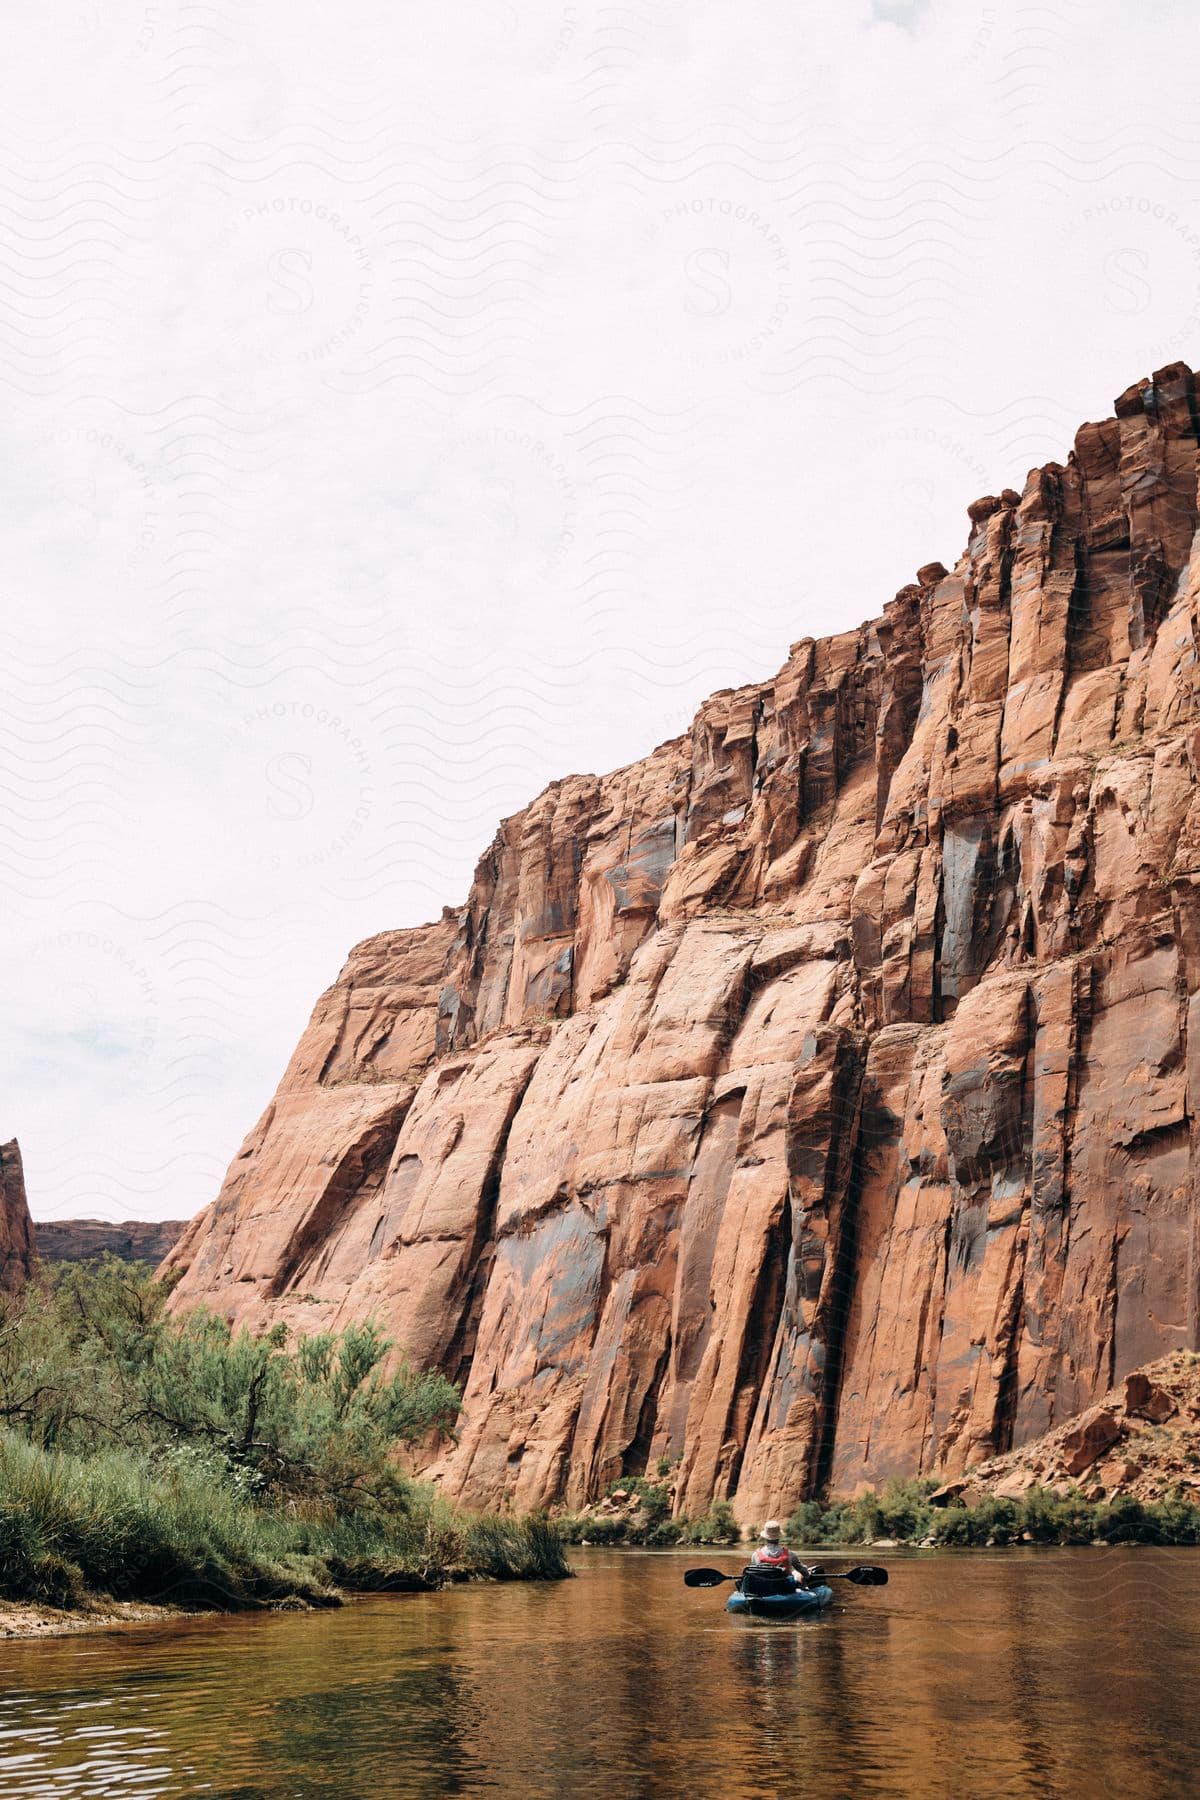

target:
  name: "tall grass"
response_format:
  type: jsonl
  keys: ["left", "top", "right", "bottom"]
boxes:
{"left": 0, "top": 1432, "right": 569, "bottom": 1610}
{"left": 0, "top": 1433, "right": 324, "bottom": 1609}
{"left": 0, "top": 1260, "right": 569, "bottom": 1612}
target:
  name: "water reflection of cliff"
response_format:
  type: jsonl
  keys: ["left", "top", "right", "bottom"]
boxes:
{"left": 1, "top": 1551, "right": 1198, "bottom": 1797}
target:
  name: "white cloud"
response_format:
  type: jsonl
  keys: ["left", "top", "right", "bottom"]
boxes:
{"left": 2, "top": 0, "right": 1198, "bottom": 1218}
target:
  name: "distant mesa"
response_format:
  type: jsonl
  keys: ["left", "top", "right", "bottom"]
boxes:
{"left": 34, "top": 1217, "right": 188, "bottom": 1267}
{"left": 0, "top": 1144, "right": 185, "bottom": 1276}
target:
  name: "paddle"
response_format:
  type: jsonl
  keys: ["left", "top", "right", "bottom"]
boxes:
{"left": 683, "top": 1564, "right": 888, "bottom": 1588}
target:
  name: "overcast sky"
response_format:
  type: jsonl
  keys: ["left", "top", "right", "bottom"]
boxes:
{"left": 3, "top": 0, "right": 1198, "bottom": 1222}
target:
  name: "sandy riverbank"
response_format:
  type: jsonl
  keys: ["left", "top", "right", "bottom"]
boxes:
{"left": 0, "top": 1599, "right": 195, "bottom": 1639}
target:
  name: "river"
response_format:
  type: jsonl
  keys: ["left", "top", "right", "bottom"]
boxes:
{"left": 0, "top": 1547, "right": 1195, "bottom": 1797}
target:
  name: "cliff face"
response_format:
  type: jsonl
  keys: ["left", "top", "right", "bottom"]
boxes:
{"left": 36, "top": 1220, "right": 187, "bottom": 1265}
{"left": 167, "top": 361, "right": 1200, "bottom": 1522}
{"left": 0, "top": 1142, "right": 38, "bottom": 1293}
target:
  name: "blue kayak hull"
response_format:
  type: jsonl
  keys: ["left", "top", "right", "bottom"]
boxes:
{"left": 726, "top": 1583, "right": 834, "bottom": 1620}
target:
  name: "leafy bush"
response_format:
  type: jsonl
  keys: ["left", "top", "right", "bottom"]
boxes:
{"left": 933, "top": 1496, "right": 1020, "bottom": 1546}
{"left": 557, "top": 1513, "right": 628, "bottom": 1546}
{"left": 635, "top": 1484, "right": 672, "bottom": 1528}
{"left": 559, "top": 1494, "right": 740, "bottom": 1548}
{"left": 0, "top": 1432, "right": 568, "bottom": 1608}
{"left": 0, "top": 1260, "right": 459, "bottom": 1517}
{"left": 785, "top": 1500, "right": 827, "bottom": 1541}
{"left": 789, "top": 1478, "right": 1200, "bottom": 1548}
{"left": 681, "top": 1500, "right": 739, "bottom": 1544}
{"left": 0, "top": 1262, "right": 568, "bottom": 1609}
{"left": 876, "top": 1478, "right": 937, "bottom": 1540}
{"left": 139, "top": 1311, "right": 460, "bottom": 1515}
{"left": 606, "top": 1474, "right": 671, "bottom": 1523}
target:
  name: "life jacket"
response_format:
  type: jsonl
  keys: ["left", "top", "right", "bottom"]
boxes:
{"left": 752, "top": 1542, "right": 792, "bottom": 1569}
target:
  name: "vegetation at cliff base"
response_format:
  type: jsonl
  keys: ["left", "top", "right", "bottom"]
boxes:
{"left": 560, "top": 1469, "right": 1200, "bottom": 1553}
{"left": 786, "top": 1477, "right": 1200, "bottom": 1548}
{"left": 0, "top": 1260, "right": 568, "bottom": 1612}
{"left": 558, "top": 1471, "right": 740, "bottom": 1546}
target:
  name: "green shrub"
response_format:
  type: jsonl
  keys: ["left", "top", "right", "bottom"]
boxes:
{"left": 0, "top": 1262, "right": 570, "bottom": 1610}
{"left": 558, "top": 1497, "right": 740, "bottom": 1548}
{"left": 636, "top": 1485, "right": 671, "bottom": 1528}
{"left": 785, "top": 1476, "right": 1200, "bottom": 1548}
{"left": 785, "top": 1500, "right": 827, "bottom": 1542}
{"left": 575, "top": 1515, "right": 628, "bottom": 1545}
{"left": 0, "top": 1259, "right": 459, "bottom": 1517}
{"left": 934, "top": 1496, "right": 1019, "bottom": 1546}
{"left": 681, "top": 1500, "right": 739, "bottom": 1544}
{"left": 876, "top": 1478, "right": 937, "bottom": 1540}
{"left": 601, "top": 1473, "right": 673, "bottom": 1529}
{"left": 0, "top": 1431, "right": 568, "bottom": 1609}
{"left": 1091, "top": 1489, "right": 1200, "bottom": 1546}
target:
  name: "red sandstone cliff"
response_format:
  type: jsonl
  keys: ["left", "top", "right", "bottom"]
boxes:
{"left": 0, "top": 1142, "right": 37, "bottom": 1293}
{"left": 167, "top": 360, "right": 1200, "bottom": 1523}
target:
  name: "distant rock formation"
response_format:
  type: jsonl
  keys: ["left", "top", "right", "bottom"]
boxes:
{"left": 0, "top": 1145, "right": 181, "bottom": 1277}
{"left": 167, "top": 360, "right": 1200, "bottom": 1523}
{"left": 0, "top": 1142, "right": 37, "bottom": 1292}
{"left": 35, "top": 1219, "right": 187, "bottom": 1266}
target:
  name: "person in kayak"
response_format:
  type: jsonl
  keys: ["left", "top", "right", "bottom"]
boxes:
{"left": 750, "top": 1520, "right": 819, "bottom": 1587}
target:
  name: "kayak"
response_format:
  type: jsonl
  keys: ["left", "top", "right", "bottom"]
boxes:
{"left": 726, "top": 1582, "right": 834, "bottom": 1620}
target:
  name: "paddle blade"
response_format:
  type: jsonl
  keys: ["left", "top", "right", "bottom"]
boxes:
{"left": 844, "top": 1565, "right": 888, "bottom": 1586}
{"left": 683, "top": 1568, "right": 731, "bottom": 1587}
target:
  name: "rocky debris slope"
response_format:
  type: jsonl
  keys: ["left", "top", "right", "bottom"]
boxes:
{"left": 0, "top": 1142, "right": 37, "bottom": 1293}
{"left": 167, "top": 361, "right": 1200, "bottom": 1524}
{"left": 933, "top": 1353, "right": 1200, "bottom": 1508}
{"left": 35, "top": 1220, "right": 188, "bottom": 1265}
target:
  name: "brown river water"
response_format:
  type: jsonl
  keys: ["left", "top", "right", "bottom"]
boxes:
{"left": 0, "top": 1546, "right": 1196, "bottom": 1798}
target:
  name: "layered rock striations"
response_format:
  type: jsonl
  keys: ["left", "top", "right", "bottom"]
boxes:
{"left": 168, "top": 362, "right": 1200, "bottom": 1522}
{"left": 0, "top": 1142, "right": 37, "bottom": 1292}
{"left": 35, "top": 1219, "right": 188, "bottom": 1265}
